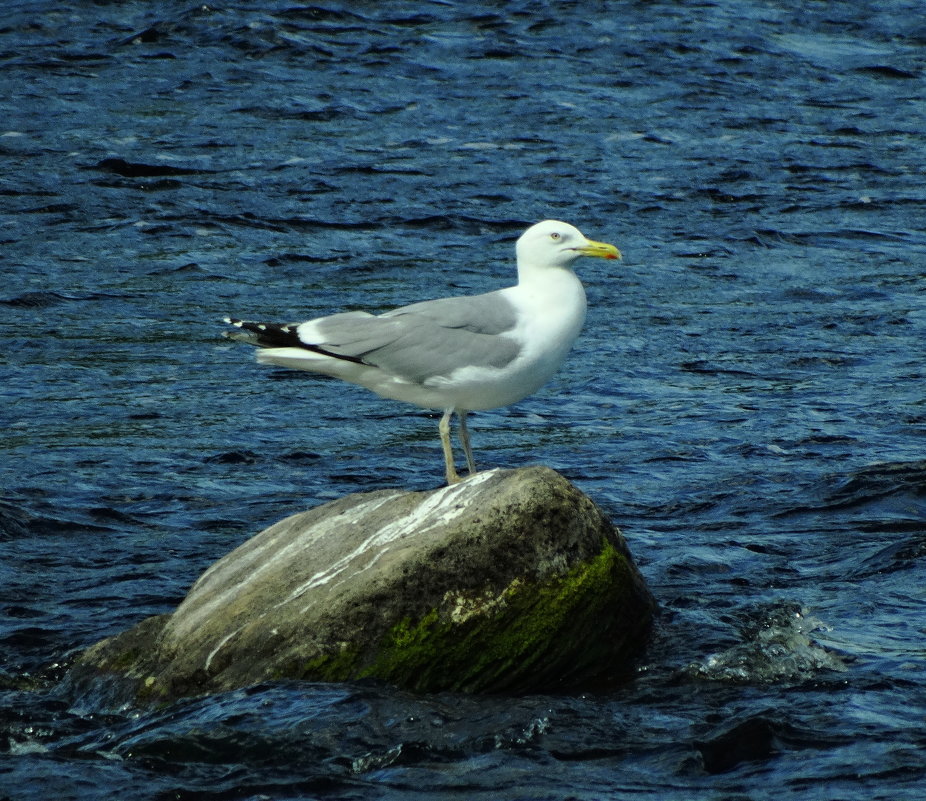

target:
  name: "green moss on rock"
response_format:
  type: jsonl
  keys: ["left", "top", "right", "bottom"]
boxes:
{"left": 297, "top": 644, "right": 363, "bottom": 683}
{"left": 298, "top": 540, "right": 650, "bottom": 693}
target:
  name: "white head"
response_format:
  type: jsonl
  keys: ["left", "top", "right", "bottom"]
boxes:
{"left": 515, "top": 220, "right": 621, "bottom": 274}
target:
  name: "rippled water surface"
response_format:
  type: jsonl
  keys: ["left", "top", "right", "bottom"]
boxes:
{"left": 2, "top": 1, "right": 926, "bottom": 799}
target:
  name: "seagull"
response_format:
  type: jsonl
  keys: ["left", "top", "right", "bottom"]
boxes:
{"left": 223, "top": 219, "right": 621, "bottom": 484}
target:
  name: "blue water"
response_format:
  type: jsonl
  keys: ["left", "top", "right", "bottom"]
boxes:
{"left": 2, "top": 1, "right": 926, "bottom": 798}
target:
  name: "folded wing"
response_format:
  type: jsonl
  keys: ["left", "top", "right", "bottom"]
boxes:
{"left": 224, "top": 290, "right": 522, "bottom": 386}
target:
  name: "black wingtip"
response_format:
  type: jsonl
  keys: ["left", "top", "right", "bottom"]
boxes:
{"left": 221, "top": 318, "right": 369, "bottom": 365}
{"left": 221, "top": 319, "right": 304, "bottom": 348}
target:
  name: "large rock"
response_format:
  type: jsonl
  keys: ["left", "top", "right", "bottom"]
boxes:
{"left": 72, "top": 467, "right": 655, "bottom": 702}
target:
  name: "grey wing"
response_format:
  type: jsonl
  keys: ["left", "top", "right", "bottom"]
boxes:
{"left": 305, "top": 292, "right": 521, "bottom": 384}
{"left": 385, "top": 290, "right": 519, "bottom": 336}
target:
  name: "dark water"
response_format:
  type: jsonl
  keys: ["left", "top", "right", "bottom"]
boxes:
{"left": 2, "top": 1, "right": 926, "bottom": 798}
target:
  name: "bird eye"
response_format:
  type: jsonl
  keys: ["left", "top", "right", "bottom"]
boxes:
{"left": 550, "top": 232, "right": 561, "bottom": 241}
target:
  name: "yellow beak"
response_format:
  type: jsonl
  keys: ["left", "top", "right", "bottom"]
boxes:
{"left": 577, "top": 239, "right": 622, "bottom": 260}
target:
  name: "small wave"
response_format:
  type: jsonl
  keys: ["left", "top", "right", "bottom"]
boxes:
{"left": 0, "top": 497, "right": 134, "bottom": 539}
{"left": 0, "top": 290, "right": 136, "bottom": 307}
{"left": 776, "top": 461, "right": 926, "bottom": 525}
{"left": 822, "top": 461, "right": 926, "bottom": 510}
{"left": 854, "top": 64, "right": 919, "bottom": 80}
{"left": 0, "top": 499, "right": 32, "bottom": 538}
{"left": 847, "top": 532, "right": 926, "bottom": 579}
{"left": 204, "top": 450, "right": 262, "bottom": 465}
{"left": 91, "top": 157, "right": 208, "bottom": 178}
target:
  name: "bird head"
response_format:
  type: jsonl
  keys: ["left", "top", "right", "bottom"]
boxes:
{"left": 516, "top": 220, "right": 621, "bottom": 271}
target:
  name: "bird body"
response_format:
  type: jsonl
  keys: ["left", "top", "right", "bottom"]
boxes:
{"left": 224, "top": 220, "right": 620, "bottom": 483}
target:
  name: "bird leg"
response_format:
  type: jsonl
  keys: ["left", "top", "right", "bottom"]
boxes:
{"left": 458, "top": 410, "right": 476, "bottom": 475}
{"left": 439, "top": 408, "right": 462, "bottom": 484}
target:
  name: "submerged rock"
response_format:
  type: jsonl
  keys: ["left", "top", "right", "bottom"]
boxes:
{"left": 72, "top": 466, "right": 655, "bottom": 702}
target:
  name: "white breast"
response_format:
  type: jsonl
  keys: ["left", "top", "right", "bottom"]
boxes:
{"left": 502, "top": 267, "right": 587, "bottom": 389}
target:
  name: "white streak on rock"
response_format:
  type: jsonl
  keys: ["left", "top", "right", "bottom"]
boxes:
{"left": 204, "top": 627, "right": 242, "bottom": 672}
{"left": 166, "top": 472, "right": 502, "bottom": 644}
{"left": 167, "top": 493, "right": 403, "bottom": 644}
{"left": 293, "top": 470, "right": 499, "bottom": 611}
